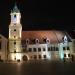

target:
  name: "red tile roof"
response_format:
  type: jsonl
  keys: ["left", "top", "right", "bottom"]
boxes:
{"left": 22, "top": 30, "right": 65, "bottom": 43}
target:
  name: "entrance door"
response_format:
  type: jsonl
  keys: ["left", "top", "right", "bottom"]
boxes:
{"left": 22, "top": 55, "right": 28, "bottom": 61}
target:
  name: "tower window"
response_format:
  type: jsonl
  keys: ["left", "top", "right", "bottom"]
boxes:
{"left": 64, "top": 54, "right": 66, "bottom": 57}
{"left": 14, "top": 24, "right": 16, "bottom": 25}
{"left": 14, "top": 42, "right": 16, "bottom": 45}
{"left": 14, "top": 36, "right": 16, "bottom": 38}
{"left": 14, "top": 15, "right": 16, "bottom": 18}
{"left": 14, "top": 50, "right": 16, "bottom": 53}
{"left": 14, "top": 29, "right": 16, "bottom": 31}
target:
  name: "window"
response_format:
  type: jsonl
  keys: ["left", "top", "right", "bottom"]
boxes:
{"left": 14, "top": 24, "right": 16, "bottom": 25}
{"left": 38, "top": 48, "right": 41, "bottom": 52}
{"left": 53, "top": 47, "right": 55, "bottom": 51}
{"left": 64, "top": 54, "right": 66, "bottom": 57}
{"left": 14, "top": 29, "right": 16, "bottom": 31}
{"left": 63, "top": 47, "right": 65, "bottom": 50}
{"left": 23, "top": 49, "right": 26, "bottom": 52}
{"left": 14, "top": 41, "right": 16, "bottom": 45}
{"left": 46, "top": 39, "right": 50, "bottom": 43}
{"left": 33, "top": 48, "right": 37, "bottom": 52}
{"left": 0, "top": 42, "right": 1, "bottom": 50}
{"left": 14, "top": 36, "right": 16, "bottom": 38}
{"left": 28, "top": 48, "right": 32, "bottom": 52}
{"left": 68, "top": 54, "right": 70, "bottom": 57}
{"left": 56, "top": 47, "right": 59, "bottom": 51}
{"left": 38, "top": 55, "right": 41, "bottom": 59}
{"left": 43, "top": 48, "right": 45, "bottom": 51}
{"left": 14, "top": 50, "right": 16, "bottom": 53}
{"left": 34, "top": 55, "right": 37, "bottom": 59}
{"left": 67, "top": 47, "right": 70, "bottom": 50}
{"left": 51, "top": 47, "right": 52, "bottom": 51}
{"left": 46, "top": 40, "right": 49, "bottom": 43}
{"left": 48, "top": 47, "right": 50, "bottom": 51}
{"left": 43, "top": 55, "right": 46, "bottom": 58}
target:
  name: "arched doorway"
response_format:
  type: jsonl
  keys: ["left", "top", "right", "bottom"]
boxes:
{"left": 22, "top": 55, "right": 28, "bottom": 61}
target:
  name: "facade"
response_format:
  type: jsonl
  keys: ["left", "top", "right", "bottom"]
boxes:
{"left": 0, "top": 4, "right": 75, "bottom": 62}
{"left": 8, "top": 5, "right": 74, "bottom": 62}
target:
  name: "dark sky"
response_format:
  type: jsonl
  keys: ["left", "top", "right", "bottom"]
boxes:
{"left": 0, "top": 0, "right": 73, "bottom": 37}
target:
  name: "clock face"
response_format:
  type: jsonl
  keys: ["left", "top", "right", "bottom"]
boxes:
{"left": 11, "top": 15, "right": 17, "bottom": 23}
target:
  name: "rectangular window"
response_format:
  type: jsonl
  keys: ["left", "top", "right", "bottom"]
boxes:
{"left": 67, "top": 47, "right": 70, "bottom": 50}
{"left": 43, "top": 55, "right": 46, "bottom": 58}
{"left": 38, "top": 48, "right": 41, "bottom": 52}
{"left": 34, "top": 55, "right": 37, "bottom": 59}
{"left": 64, "top": 54, "right": 66, "bottom": 57}
{"left": 38, "top": 55, "right": 41, "bottom": 59}
{"left": 48, "top": 47, "right": 50, "bottom": 51}
{"left": 28, "top": 48, "right": 32, "bottom": 52}
{"left": 51, "top": 47, "right": 52, "bottom": 51}
{"left": 14, "top": 41, "right": 16, "bottom": 45}
{"left": 33, "top": 48, "right": 37, "bottom": 52}
{"left": 68, "top": 54, "right": 70, "bottom": 57}
{"left": 43, "top": 48, "right": 45, "bottom": 51}
{"left": 14, "top": 29, "right": 16, "bottom": 31}
{"left": 56, "top": 47, "right": 59, "bottom": 51}
{"left": 63, "top": 47, "right": 65, "bottom": 50}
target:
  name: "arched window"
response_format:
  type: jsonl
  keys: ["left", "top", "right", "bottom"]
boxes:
{"left": 64, "top": 36, "right": 68, "bottom": 43}
{"left": 43, "top": 38, "right": 50, "bottom": 44}
{"left": 46, "top": 38, "right": 50, "bottom": 44}
{"left": 35, "top": 39, "right": 39, "bottom": 44}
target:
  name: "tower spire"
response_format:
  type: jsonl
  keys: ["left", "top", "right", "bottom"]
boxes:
{"left": 11, "top": 3, "right": 20, "bottom": 13}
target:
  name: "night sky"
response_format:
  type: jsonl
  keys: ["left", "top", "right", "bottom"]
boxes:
{"left": 0, "top": 0, "right": 72, "bottom": 37}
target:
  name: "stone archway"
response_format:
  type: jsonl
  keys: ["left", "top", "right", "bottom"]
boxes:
{"left": 22, "top": 55, "right": 28, "bottom": 61}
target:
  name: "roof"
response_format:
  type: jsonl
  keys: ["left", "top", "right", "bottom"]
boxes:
{"left": 11, "top": 4, "right": 20, "bottom": 13}
{"left": 67, "top": 31, "right": 75, "bottom": 39}
{"left": 22, "top": 30, "right": 65, "bottom": 44}
{"left": 0, "top": 34, "right": 7, "bottom": 41}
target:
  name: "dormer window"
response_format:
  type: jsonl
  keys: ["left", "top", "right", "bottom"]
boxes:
{"left": 43, "top": 38, "right": 50, "bottom": 44}
{"left": 63, "top": 35, "right": 68, "bottom": 43}
{"left": 46, "top": 38, "right": 50, "bottom": 44}
{"left": 26, "top": 39, "right": 29, "bottom": 44}
{"left": 35, "top": 39, "right": 39, "bottom": 44}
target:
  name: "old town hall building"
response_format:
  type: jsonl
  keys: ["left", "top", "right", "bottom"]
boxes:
{"left": 0, "top": 4, "right": 75, "bottom": 62}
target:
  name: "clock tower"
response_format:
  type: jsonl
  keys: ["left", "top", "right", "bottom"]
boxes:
{"left": 8, "top": 4, "right": 22, "bottom": 61}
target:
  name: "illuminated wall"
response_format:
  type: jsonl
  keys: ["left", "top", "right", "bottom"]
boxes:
{"left": 8, "top": 5, "right": 22, "bottom": 61}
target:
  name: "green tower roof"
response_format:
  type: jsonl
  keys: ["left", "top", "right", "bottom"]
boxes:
{"left": 11, "top": 3, "right": 20, "bottom": 13}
